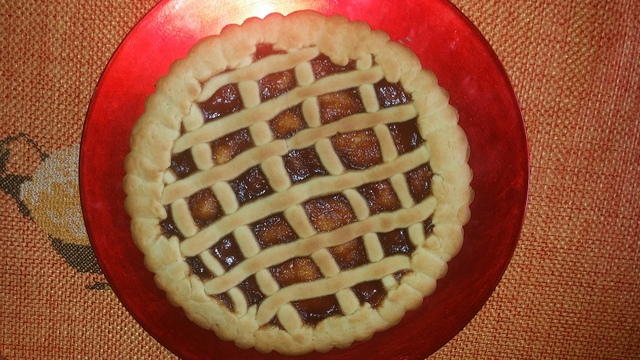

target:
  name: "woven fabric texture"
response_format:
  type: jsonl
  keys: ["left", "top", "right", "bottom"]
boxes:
{"left": 1, "top": 0, "right": 638, "bottom": 359}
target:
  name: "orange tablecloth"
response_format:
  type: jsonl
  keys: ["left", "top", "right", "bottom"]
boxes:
{"left": 2, "top": 0, "right": 639, "bottom": 358}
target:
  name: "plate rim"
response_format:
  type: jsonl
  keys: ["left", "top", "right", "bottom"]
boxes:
{"left": 79, "top": 0, "right": 530, "bottom": 358}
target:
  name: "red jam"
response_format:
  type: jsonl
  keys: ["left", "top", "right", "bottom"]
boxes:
{"left": 251, "top": 213, "right": 299, "bottom": 249}
{"left": 199, "top": 83, "right": 244, "bottom": 122}
{"left": 331, "top": 128, "right": 383, "bottom": 170}
{"left": 229, "top": 166, "right": 274, "bottom": 205}
{"left": 282, "top": 146, "right": 328, "bottom": 183}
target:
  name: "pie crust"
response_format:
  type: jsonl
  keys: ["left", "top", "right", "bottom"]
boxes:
{"left": 123, "top": 10, "right": 472, "bottom": 355}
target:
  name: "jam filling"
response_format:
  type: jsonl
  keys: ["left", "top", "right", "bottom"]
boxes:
{"left": 374, "top": 79, "right": 412, "bottom": 108}
{"left": 352, "top": 280, "right": 387, "bottom": 308}
{"left": 212, "top": 275, "right": 267, "bottom": 313}
{"left": 260, "top": 69, "right": 298, "bottom": 102}
{"left": 186, "top": 256, "right": 213, "bottom": 280}
{"left": 271, "top": 257, "right": 323, "bottom": 288}
{"left": 282, "top": 146, "right": 328, "bottom": 183}
{"left": 387, "top": 117, "right": 423, "bottom": 155}
{"left": 214, "top": 292, "right": 235, "bottom": 312}
{"left": 331, "top": 128, "right": 383, "bottom": 170}
{"left": 160, "top": 206, "right": 184, "bottom": 240}
{"left": 187, "top": 188, "right": 222, "bottom": 229}
{"left": 318, "top": 88, "right": 365, "bottom": 124}
{"left": 378, "top": 228, "right": 415, "bottom": 257}
{"left": 171, "top": 150, "right": 198, "bottom": 179}
{"left": 210, "top": 128, "right": 254, "bottom": 165}
{"left": 405, "top": 163, "right": 433, "bottom": 203}
{"left": 238, "top": 275, "right": 267, "bottom": 308}
{"left": 393, "top": 269, "right": 411, "bottom": 282}
{"left": 255, "top": 44, "right": 297, "bottom": 102}
{"left": 356, "top": 180, "right": 402, "bottom": 215}
{"left": 310, "top": 54, "right": 357, "bottom": 79}
{"left": 253, "top": 43, "right": 287, "bottom": 61}
{"left": 303, "top": 194, "right": 357, "bottom": 233}
{"left": 199, "top": 83, "right": 244, "bottom": 122}
{"left": 328, "top": 237, "right": 368, "bottom": 270}
{"left": 424, "top": 217, "right": 434, "bottom": 236}
{"left": 292, "top": 295, "right": 342, "bottom": 326}
{"left": 210, "top": 235, "right": 244, "bottom": 271}
{"left": 251, "top": 213, "right": 299, "bottom": 249}
{"left": 269, "top": 105, "right": 307, "bottom": 139}
{"left": 229, "top": 166, "right": 274, "bottom": 205}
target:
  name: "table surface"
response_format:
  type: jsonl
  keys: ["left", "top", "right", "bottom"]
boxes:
{"left": 1, "top": 0, "right": 639, "bottom": 359}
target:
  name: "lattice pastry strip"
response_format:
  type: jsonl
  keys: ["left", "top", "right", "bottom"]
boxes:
{"left": 201, "top": 198, "right": 436, "bottom": 293}
{"left": 256, "top": 268, "right": 280, "bottom": 296}
{"left": 178, "top": 146, "right": 432, "bottom": 257}
{"left": 173, "top": 65, "right": 385, "bottom": 153}
{"left": 363, "top": 233, "right": 385, "bottom": 262}
{"left": 163, "top": 103, "right": 418, "bottom": 204}
{"left": 123, "top": 11, "right": 472, "bottom": 355}
{"left": 311, "top": 248, "right": 340, "bottom": 277}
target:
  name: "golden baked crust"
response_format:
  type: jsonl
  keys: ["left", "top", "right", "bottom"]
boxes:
{"left": 123, "top": 10, "right": 472, "bottom": 355}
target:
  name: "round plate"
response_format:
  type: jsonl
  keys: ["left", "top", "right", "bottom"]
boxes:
{"left": 80, "top": 0, "right": 529, "bottom": 359}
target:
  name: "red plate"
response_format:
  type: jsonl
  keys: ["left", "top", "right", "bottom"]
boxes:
{"left": 80, "top": 0, "right": 528, "bottom": 359}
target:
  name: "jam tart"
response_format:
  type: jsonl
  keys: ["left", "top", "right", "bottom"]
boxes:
{"left": 123, "top": 10, "right": 472, "bottom": 355}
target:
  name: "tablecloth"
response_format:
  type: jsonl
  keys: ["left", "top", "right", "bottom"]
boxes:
{"left": 1, "top": 0, "right": 638, "bottom": 358}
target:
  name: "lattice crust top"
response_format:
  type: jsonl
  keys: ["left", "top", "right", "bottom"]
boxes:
{"left": 123, "top": 10, "right": 472, "bottom": 355}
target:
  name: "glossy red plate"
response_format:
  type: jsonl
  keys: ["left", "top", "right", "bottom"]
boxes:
{"left": 80, "top": 0, "right": 529, "bottom": 359}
